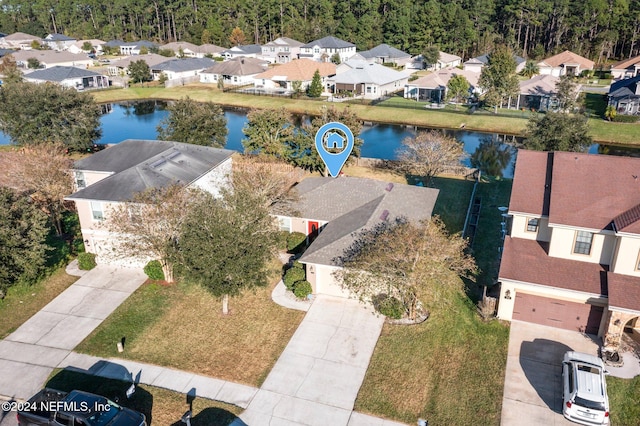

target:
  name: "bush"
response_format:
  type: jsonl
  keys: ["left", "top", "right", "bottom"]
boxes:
{"left": 276, "top": 231, "right": 290, "bottom": 251}
{"left": 144, "top": 260, "right": 165, "bottom": 280}
{"left": 612, "top": 114, "right": 638, "bottom": 123}
{"left": 372, "top": 293, "right": 405, "bottom": 319}
{"left": 286, "top": 232, "right": 307, "bottom": 253}
{"left": 283, "top": 267, "right": 305, "bottom": 290}
{"left": 77, "top": 252, "right": 97, "bottom": 270}
{"left": 292, "top": 260, "right": 303, "bottom": 269}
{"left": 293, "top": 280, "right": 312, "bottom": 299}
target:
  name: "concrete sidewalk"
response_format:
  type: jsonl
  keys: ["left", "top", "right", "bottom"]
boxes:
{"left": 0, "top": 263, "right": 147, "bottom": 400}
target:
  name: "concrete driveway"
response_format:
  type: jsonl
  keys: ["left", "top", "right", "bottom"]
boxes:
{"left": 501, "top": 321, "right": 601, "bottom": 426}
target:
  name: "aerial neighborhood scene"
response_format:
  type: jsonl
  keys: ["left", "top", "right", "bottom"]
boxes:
{"left": 2, "top": 1, "right": 640, "bottom": 425}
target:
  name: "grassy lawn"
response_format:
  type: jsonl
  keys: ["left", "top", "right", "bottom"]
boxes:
{"left": 46, "top": 369, "right": 241, "bottom": 425}
{"left": 0, "top": 267, "right": 78, "bottom": 339}
{"left": 608, "top": 376, "right": 640, "bottom": 426}
{"left": 75, "top": 258, "right": 304, "bottom": 387}
{"left": 431, "top": 176, "right": 475, "bottom": 234}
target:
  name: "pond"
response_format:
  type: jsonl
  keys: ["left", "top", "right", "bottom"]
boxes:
{"left": 0, "top": 100, "right": 625, "bottom": 179}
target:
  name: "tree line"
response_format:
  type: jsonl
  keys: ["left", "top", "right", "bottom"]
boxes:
{"left": 1, "top": 0, "right": 639, "bottom": 62}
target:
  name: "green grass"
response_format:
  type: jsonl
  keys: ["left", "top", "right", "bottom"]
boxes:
{"left": 584, "top": 92, "right": 607, "bottom": 117}
{"left": 430, "top": 176, "right": 475, "bottom": 234}
{"left": 46, "top": 369, "right": 242, "bottom": 425}
{"left": 607, "top": 376, "right": 640, "bottom": 425}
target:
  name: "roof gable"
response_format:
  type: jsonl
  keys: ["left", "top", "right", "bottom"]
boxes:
{"left": 301, "top": 36, "right": 355, "bottom": 49}
{"left": 254, "top": 59, "right": 335, "bottom": 81}
{"left": 359, "top": 44, "right": 410, "bottom": 60}
{"left": 202, "top": 57, "right": 267, "bottom": 75}
{"left": 332, "top": 62, "right": 407, "bottom": 85}
{"left": 538, "top": 50, "right": 594, "bottom": 69}
{"left": 25, "top": 66, "right": 102, "bottom": 81}
{"left": 152, "top": 57, "right": 214, "bottom": 72}
{"left": 611, "top": 54, "right": 640, "bottom": 70}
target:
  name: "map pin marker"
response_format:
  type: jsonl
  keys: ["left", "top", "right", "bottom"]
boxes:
{"left": 315, "top": 122, "right": 354, "bottom": 178}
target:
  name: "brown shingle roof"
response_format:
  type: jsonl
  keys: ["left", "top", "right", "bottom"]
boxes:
{"left": 254, "top": 59, "right": 335, "bottom": 81}
{"left": 539, "top": 50, "right": 594, "bottom": 69}
{"left": 607, "top": 272, "right": 640, "bottom": 312}
{"left": 509, "top": 150, "right": 551, "bottom": 216}
{"left": 611, "top": 55, "right": 640, "bottom": 71}
{"left": 499, "top": 237, "right": 608, "bottom": 295}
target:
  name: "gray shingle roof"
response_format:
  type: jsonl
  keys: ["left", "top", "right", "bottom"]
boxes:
{"left": 223, "top": 44, "right": 263, "bottom": 55}
{"left": 25, "top": 66, "right": 103, "bottom": 82}
{"left": 301, "top": 36, "right": 355, "bottom": 49}
{"left": 0, "top": 48, "right": 15, "bottom": 57}
{"left": 359, "top": 44, "right": 410, "bottom": 60}
{"left": 295, "top": 177, "right": 439, "bottom": 266}
{"left": 67, "top": 140, "right": 234, "bottom": 202}
{"left": 609, "top": 74, "right": 640, "bottom": 96}
{"left": 332, "top": 61, "right": 407, "bottom": 85}
{"left": 152, "top": 57, "right": 214, "bottom": 72}
{"left": 202, "top": 57, "right": 267, "bottom": 76}
{"left": 46, "top": 33, "right": 76, "bottom": 42}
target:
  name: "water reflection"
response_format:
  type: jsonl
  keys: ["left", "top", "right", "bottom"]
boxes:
{"left": 470, "top": 136, "right": 515, "bottom": 178}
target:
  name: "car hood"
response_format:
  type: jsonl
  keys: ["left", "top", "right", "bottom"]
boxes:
{"left": 110, "top": 408, "right": 145, "bottom": 426}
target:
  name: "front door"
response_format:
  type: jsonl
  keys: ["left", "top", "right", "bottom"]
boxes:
{"left": 308, "top": 221, "right": 320, "bottom": 243}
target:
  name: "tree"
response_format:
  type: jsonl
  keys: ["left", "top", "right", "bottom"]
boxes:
{"left": 478, "top": 45, "right": 519, "bottom": 113}
{"left": 520, "top": 60, "right": 540, "bottom": 78}
{"left": 307, "top": 69, "right": 323, "bottom": 97}
{"left": 605, "top": 105, "right": 616, "bottom": 121}
{"left": 27, "top": 57, "right": 41, "bottom": 69}
{"left": 175, "top": 186, "right": 279, "bottom": 314}
{"left": 423, "top": 45, "right": 440, "bottom": 67}
{"left": 128, "top": 60, "right": 151, "bottom": 84}
{"left": 0, "top": 55, "right": 22, "bottom": 84}
{"left": 106, "top": 184, "right": 194, "bottom": 283}
{"left": 242, "top": 108, "right": 295, "bottom": 158}
{"left": 397, "top": 131, "right": 466, "bottom": 185}
{"left": 10, "top": 142, "right": 74, "bottom": 236}
{"left": 330, "top": 53, "right": 341, "bottom": 64}
{"left": 158, "top": 72, "right": 168, "bottom": 86}
{"left": 157, "top": 98, "right": 227, "bottom": 147}
{"left": 81, "top": 41, "right": 93, "bottom": 52}
{"left": 0, "top": 82, "right": 102, "bottom": 151}
{"left": 446, "top": 74, "right": 470, "bottom": 107}
{"left": 336, "top": 217, "right": 476, "bottom": 320}
{"left": 524, "top": 112, "right": 592, "bottom": 152}
{"left": 229, "top": 26, "right": 246, "bottom": 46}
{"left": 291, "top": 80, "right": 302, "bottom": 97}
{"left": 0, "top": 187, "right": 49, "bottom": 297}
{"left": 555, "top": 75, "right": 581, "bottom": 112}
{"left": 470, "top": 137, "right": 513, "bottom": 178}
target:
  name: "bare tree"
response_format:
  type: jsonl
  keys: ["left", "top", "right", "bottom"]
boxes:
{"left": 397, "top": 131, "right": 467, "bottom": 185}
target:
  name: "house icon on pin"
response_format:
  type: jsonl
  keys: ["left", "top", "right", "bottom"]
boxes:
{"left": 325, "top": 132, "right": 345, "bottom": 149}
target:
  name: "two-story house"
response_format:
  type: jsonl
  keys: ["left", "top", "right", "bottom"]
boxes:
{"left": 498, "top": 150, "right": 640, "bottom": 349}
{"left": 261, "top": 37, "right": 304, "bottom": 64}
{"left": 65, "top": 140, "right": 234, "bottom": 266}
{"left": 299, "top": 36, "right": 356, "bottom": 63}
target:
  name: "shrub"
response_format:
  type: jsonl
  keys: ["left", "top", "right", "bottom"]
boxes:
{"left": 77, "top": 252, "right": 97, "bottom": 270}
{"left": 613, "top": 114, "right": 638, "bottom": 123}
{"left": 144, "top": 260, "right": 165, "bottom": 280}
{"left": 372, "top": 293, "right": 405, "bottom": 319}
{"left": 293, "top": 280, "right": 312, "bottom": 299}
{"left": 276, "top": 231, "right": 290, "bottom": 251}
{"left": 292, "top": 260, "right": 303, "bottom": 269}
{"left": 286, "top": 232, "right": 307, "bottom": 253}
{"left": 283, "top": 267, "right": 305, "bottom": 290}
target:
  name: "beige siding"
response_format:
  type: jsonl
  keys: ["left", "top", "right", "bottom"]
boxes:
{"left": 313, "top": 264, "right": 351, "bottom": 298}
{"left": 80, "top": 170, "right": 112, "bottom": 187}
{"left": 611, "top": 235, "right": 640, "bottom": 277}
{"left": 548, "top": 227, "right": 615, "bottom": 265}
{"left": 510, "top": 215, "right": 551, "bottom": 241}
{"left": 291, "top": 218, "right": 307, "bottom": 234}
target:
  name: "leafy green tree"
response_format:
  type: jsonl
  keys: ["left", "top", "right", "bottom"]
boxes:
{"left": 446, "top": 74, "right": 470, "bottom": 107}
{"left": 0, "top": 187, "right": 49, "bottom": 297}
{"left": 292, "top": 80, "right": 302, "bottom": 97}
{"left": 0, "top": 55, "right": 22, "bottom": 84}
{"left": 524, "top": 112, "right": 592, "bottom": 152}
{"left": 605, "top": 105, "right": 616, "bottom": 121}
{"left": 423, "top": 45, "right": 440, "bottom": 67}
{"left": 520, "top": 60, "right": 539, "bottom": 78}
{"left": 0, "top": 82, "right": 102, "bottom": 151}
{"left": 128, "top": 59, "right": 151, "bottom": 84}
{"left": 81, "top": 41, "right": 93, "bottom": 52}
{"left": 27, "top": 57, "right": 41, "bottom": 69}
{"left": 157, "top": 98, "right": 227, "bottom": 147}
{"left": 242, "top": 108, "right": 295, "bottom": 157}
{"left": 175, "top": 187, "right": 279, "bottom": 314}
{"left": 479, "top": 45, "right": 519, "bottom": 113}
{"left": 555, "top": 75, "right": 581, "bottom": 112}
{"left": 307, "top": 69, "right": 323, "bottom": 98}
{"left": 158, "top": 72, "right": 168, "bottom": 86}
{"left": 330, "top": 53, "right": 341, "bottom": 64}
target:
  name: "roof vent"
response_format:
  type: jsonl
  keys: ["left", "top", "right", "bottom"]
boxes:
{"left": 380, "top": 210, "right": 389, "bottom": 221}
{"left": 149, "top": 159, "right": 166, "bottom": 168}
{"left": 385, "top": 183, "right": 394, "bottom": 192}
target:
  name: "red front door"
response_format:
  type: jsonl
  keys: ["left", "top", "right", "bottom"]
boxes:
{"left": 308, "top": 221, "right": 320, "bottom": 243}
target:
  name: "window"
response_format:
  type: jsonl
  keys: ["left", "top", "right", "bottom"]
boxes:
{"left": 75, "top": 171, "right": 86, "bottom": 189}
{"left": 366, "top": 86, "right": 372, "bottom": 93}
{"left": 270, "top": 47, "right": 275, "bottom": 52}
{"left": 573, "top": 230, "right": 593, "bottom": 255}
{"left": 314, "top": 48, "right": 319, "bottom": 54}
{"left": 526, "top": 218, "right": 539, "bottom": 232}
{"left": 636, "top": 250, "right": 640, "bottom": 271}
{"left": 91, "top": 201, "right": 104, "bottom": 221}
{"left": 278, "top": 217, "right": 291, "bottom": 232}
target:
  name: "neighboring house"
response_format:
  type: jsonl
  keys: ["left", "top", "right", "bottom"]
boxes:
{"left": 221, "top": 44, "right": 263, "bottom": 60}
{"left": 508, "top": 74, "right": 561, "bottom": 111}
{"left": 150, "top": 57, "right": 214, "bottom": 81}
{"left": 10, "top": 50, "right": 93, "bottom": 69}
{"left": 107, "top": 53, "right": 168, "bottom": 76}
{"left": 161, "top": 41, "right": 225, "bottom": 58}
{"left": 330, "top": 60, "right": 408, "bottom": 98}
{"left": 463, "top": 53, "right": 526, "bottom": 74}
{"left": 610, "top": 55, "right": 640, "bottom": 81}
{"left": 67, "top": 39, "right": 105, "bottom": 55}
{"left": 497, "top": 150, "right": 640, "bottom": 348}
{"left": 274, "top": 177, "right": 439, "bottom": 297}
{"left": 23, "top": 66, "right": 109, "bottom": 90}
{"left": 65, "top": 140, "right": 234, "bottom": 266}
{"left": 404, "top": 67, "right": 481, "bottom": 103}
{"left": 104, "top": 40, "right": 157, "bottom": 56}
{"left": 607, "top": 75, "right": 640, "bottom": 115}
{"left": 43, "top": 33, "right": 77, "bottom": 51}
{"left": 261, "top": 37, "right": 304, "bottom": 63}
{"left": 424, "top": 51, "right": 463, "bottom": 71}
{"left": 537, "top": 50, "right": 594, "bottom": 77}
{"left": 253, "top": 58, "right": 336, "bottom": 92}
{"left": 0, "top": 32, "right": 42, "bottom": 50}
{"left": 200, "top": 57, "right": 268, "bottom": 85}
{"left": 0, "top": 48, "right": 15, "bottom": 58}
{"left": 299, "top": 36, "right": 356, "bottom": 63}
{"left": 358, "top": 43, "right": 412, "bottom": 67}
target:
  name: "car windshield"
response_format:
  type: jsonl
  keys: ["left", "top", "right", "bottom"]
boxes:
{"left": 86, "top": 400, "right": 121, "bottom": 426}
{"left": 574, "top": 396, "right": 606, "bottom": 411}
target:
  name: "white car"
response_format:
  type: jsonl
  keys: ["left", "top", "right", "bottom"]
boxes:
{"left": 562, "top": 351, "right": 610, "bottom": 425}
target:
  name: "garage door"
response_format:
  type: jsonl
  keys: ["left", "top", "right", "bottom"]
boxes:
{"left": 513, "top": 293, "right": 604, "bottom": 334}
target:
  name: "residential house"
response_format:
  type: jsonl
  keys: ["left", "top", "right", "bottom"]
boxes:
{"left": 424, "top": 51, "right": 463, "bottom": 71}
{"left": 358, "top": 43, "right": 412, "bottom": 67}
{"left": 104, "top": 40, "right": 157, "bottom": 56}
{"left": 507, "top": 74, "right": 561, "bottom": 111}
{"left": 0, "top": 32, "right": 42, "bottom": 50}
{"left": 330, "top": 60, "right": 408, "bottom": 99}
{"left": 607, "top": 75, "right": 640, "bottom": 115}
{"left": 10, "top": 50, "right": 94, "bottom": 69}
{"left": 498, "top": 150, "right": 640, "bottom": 347}
{"left": 537, "top": 50, "right": 594, "bottom": 77}
{"left": 0, "top": 48, "right": 15, "bottom": 58}
{"left": 221, "top": 44, "right": 263, "bottom": 60}
{"left": 253, "top": 58, "right": 336, "bottom": 92}
{"left": 107, "top": 53, "right": 168, "bottom": 76}
{"left": 299, "top": 36, "right": 356, "bottom": 63}
{"left": 23, "top": 66, "right": 109, "bottom": 90}
{"left": 261, "top": 37, "right": 304, "bottom": 63}
{"left": 43, "top": 33, "right": 77, "bottom": 51}
{"left": 67, "top": 39, "right": 105, "bottom": 55}
{"left": 463, "top": 53, "right": 526, "bottom": 74}
{"left": 200, "top": 57, "right": 268, "bottom": 85}
{"left": 65, "top": 140, "right": 234, "bottom": 266}
{"left": 161, "top": 41, "right": 225, "bottom": 58}
{"left": 150, "top": 57, "right": 215, "bottom": 81}
{"left": 610, "top": 55, "right": 640, "bottom": 81}
{"left": 404, "top": 67, "right": 481, "bottom": 103}
{"left": 274, "top": 177, "right": 439, "bottom": 297}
